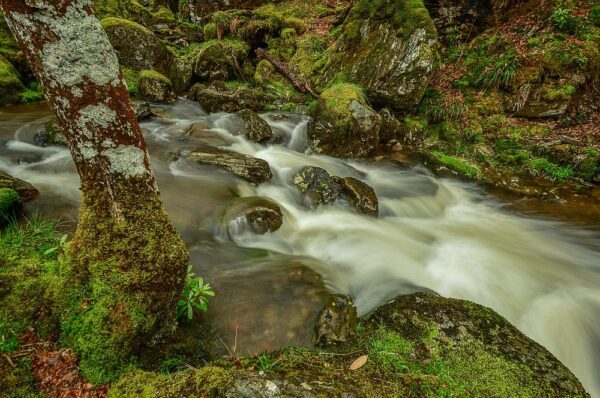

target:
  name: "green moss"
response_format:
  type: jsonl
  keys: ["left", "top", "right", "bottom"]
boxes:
{"left": 432, "top": 152, "right": 484, "bottom": 179}
{"left": 0, "top": 188, "right": 18, "bottom": 216}
{"left": 138, "top": 69, "right": 171, "bottom": 84}
{"left": 284, "top": 17, "right": 307, "bottom": 35}
{"left": 527, "top": 158, "right": 574, "bottom": 181}
{"left": 60, "top": 178, "right": 188, "bottom": 384}
{"left": 459, "top": 34, "right": 519, "bottom": 88}
{"left": 0, "top": 55, "right": 24, "bottom": 106}
{"left": 590, "top": 5, "right": 600, "bottom": 26}
{"left": 289, "top": 34, "right": 328, "bottom": 79}
{"left": 320, "top": 83, "right": 365, "bottom": 115}
{"left": 351, "top": 0, "right": 436, "bottom": 41}
{"left": 152, "top": 6, "right": 176, "bottom": 24}
{"left": 0, "top": 11, "right": 19, "bottom": 61}
{"left": 203, "top": 22, "right": 217, "bottom": 39}
{"left": 544, "top": 84, "right": 576, "bottom": 100}
{"left": 0, "top": 357, "right": 44, "bottom": 398}
{"left": 122, "top": 68, "right": 140, "bottom": 97}
{"left": 100, "top": 16, "right": 152, "bottom": 34}
{"left": 369, "top": 328, "right": 414, "bottom": 372}
{"left": 108, "top": 366, "right": 234, "bottom": 397}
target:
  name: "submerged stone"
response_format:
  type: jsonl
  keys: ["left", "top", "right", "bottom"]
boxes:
{"left": 180, "top": 145, "right": 273, "bottom": 183}
{"left": 222, "top": 196, "right": 283, "bottom": 236}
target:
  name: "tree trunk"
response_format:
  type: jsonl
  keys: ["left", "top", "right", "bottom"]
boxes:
{"left": 0, "top": 0, "right": 188, "bottom": 383}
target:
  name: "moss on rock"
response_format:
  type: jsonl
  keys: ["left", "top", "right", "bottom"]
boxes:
{"left": 0, "top": 55, "right": 24, "bottom": 107}
{"left": 308, "top": 83, "right": 381, "bottom": 158}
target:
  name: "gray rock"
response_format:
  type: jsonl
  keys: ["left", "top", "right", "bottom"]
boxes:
{"left": 181, "top": 145, "right": 272, "bottom": 183}
{"left": 314, "top": 294, "right": 358, "bottom": 346}
{"left": 133, "top": 102, "right": 155, "bottom": 121}
{"left": 235, "top": 110, "right": 273, "bottom": 143}
{"left": 34, "top": 118, "right": 67, "bottom": 147}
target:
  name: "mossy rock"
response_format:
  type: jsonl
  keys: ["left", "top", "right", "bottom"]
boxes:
{"left": 101, "top": 17, "right": 172, "bottom": 72}
{"left": 191, "top": 39, "right": 249, "bottom": 82}
{"left": 137, "top": 69, "right": 176, "bottom": 103}
{"left": 0, "top": 55, "right": 24, "bottom": 107}
{"left": 0, "top": 170, "right": 39, "bottom": 202}
{"left": 307, "top": 83, "right": 381, "bottom": 158}
{"left": 189, "top": 81, "right": 270, "bottom": 113}
{"left": 316, "top": 0, "right": 437, "bottom": 109}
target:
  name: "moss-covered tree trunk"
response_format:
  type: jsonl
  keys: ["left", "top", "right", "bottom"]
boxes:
{"left": 0, "top": 0, "right": 188, "bottom": 383}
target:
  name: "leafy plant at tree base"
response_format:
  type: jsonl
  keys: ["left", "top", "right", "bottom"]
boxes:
{"left": 177, "top": 265, "right": 215, "bottom": 321}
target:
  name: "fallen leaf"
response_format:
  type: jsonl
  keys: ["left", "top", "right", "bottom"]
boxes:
{"left": 349, "top": 355, "right": 368, "bottom": 370}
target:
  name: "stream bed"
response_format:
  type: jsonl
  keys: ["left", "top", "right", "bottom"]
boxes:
{"left": 1, "top": 100, "right": 600, "bottom": 396}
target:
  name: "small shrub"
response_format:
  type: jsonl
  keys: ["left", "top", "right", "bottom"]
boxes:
{"left": 589, "top": 5, "right": 600, "bottom": 26}
{"left": 177, "top": 265, "right": 214, "bottom": 321}
{"left": 550, "top": 8, "right": 579, "bottom": 34}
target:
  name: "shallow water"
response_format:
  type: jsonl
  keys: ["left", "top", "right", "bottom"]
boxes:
{"left": 1, "top": 100, "right": 600, "bottom": 396}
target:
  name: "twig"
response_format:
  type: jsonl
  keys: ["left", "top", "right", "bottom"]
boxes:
{"left": 256, "top": 48, "right": 319, "bottom": 98}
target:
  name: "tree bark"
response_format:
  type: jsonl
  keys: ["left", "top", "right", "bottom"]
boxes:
{"left": 0, "top": 0, "right": 188, "bottom": 383}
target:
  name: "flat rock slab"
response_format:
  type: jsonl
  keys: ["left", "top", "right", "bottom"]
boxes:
{"left": 180, "top": 145, "right": 273, "bottom": 184}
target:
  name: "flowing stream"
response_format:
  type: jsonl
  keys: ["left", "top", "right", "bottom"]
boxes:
{"left": 1, "top": 100, "right": 600, "bottom": 396}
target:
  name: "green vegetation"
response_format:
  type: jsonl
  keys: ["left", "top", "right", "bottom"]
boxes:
{"left": 18, "top": 82, "right": 44, "bottom": 103}
{"left": 0, "top": 188, "right": 19, "bottom": 221}
{"left": 432, "top": 152, "right": 484, "bottom": 179}
{"left": 99, "top": 16, "right": 152, "bottom": 34}
{"left": 177, "top": 265, "right": 214, "bottom": 321}
{"left": 122, "top": 68, "right": 139, "bottom": 96}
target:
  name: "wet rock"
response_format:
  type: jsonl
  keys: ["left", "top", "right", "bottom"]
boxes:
{"left": 292, "top": 166, "right": 343, "bottom": 207}
{"left": 0, "top": 188, "right": 20, "bottom": 225}
{"left": 101, "top": 17, "right": 171, "bottom": 72}
{"left": 222, "top": 196, "right": 283, "bottom": 235}
{"left": 34, "top": 118, "right": 67, "bottom": 147}
{"left": 308, "top": 84, "right": 381, "bottom": 158}
{"left": 235, "top": 109, "right": 273, "bottom": 143}
{"left": 189, "top": 82, "right": 270, "bottom": 113}
{"left": 0, "top": 170, "right": 39, "bottom": 202}
{"left": 378, "top": 108, "right": 403, "bottom": 146}
{"left": 191, "top": 40, "right": 249, "bottom": 82}
{"left": 0, "top": 55, "right": 23, "bottom": 107}
{"left": 292, "top": 166, "right": 378, "bottom": 216}
{"left": 314, "top": 294, "right": 358, "bottom": 346}
{"left": 137, "top": 70, "right": 177, "bottom": 104}
{"left": 424, "top": 0, "right": 499, "bottom": 44}
{"left": 338, "top": 177, "right": 379, "bottom": 216}
{"left": 184, "top": 123, "right": 233, "bottom": 147}
{"left": 371, "top": 292, "right": 590, "bottom": 397}
{"left": 133, "top": 102, "right": 155, "bottom": 121}
{"left": 316, "top": 1, "right": 437, "bottom": 110}
{"left": 181, "top": 145, "right": 272, "bottom": 183}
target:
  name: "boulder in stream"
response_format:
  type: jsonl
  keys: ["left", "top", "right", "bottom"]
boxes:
{"left": 133, "top": 102, "right": 155, "bottom": 121}
{"left": 34, "top": 118, "right": 67, "bottom": 147}
{"left": 222, "top": 196, "right": 283, "bottom": 235}
{"left": 0, "top": 170, "right": 39, "bottom": 202}
{"left": 314, "top": 294, "right": 358, "bottom": 346}
{"left": 180, "top": 145, "right": 273, "bottom": 184}
{"left": 308, "top": 84, "right": 381, "bottom": 158}
{"left": 235, "top": 109, "right": 273, "bottom": 143}
{"left": 292, "top": 166, "right": 379, "bottom": 216}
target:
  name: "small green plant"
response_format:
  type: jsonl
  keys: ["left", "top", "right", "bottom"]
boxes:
{"left": 550, "top": 7, "right": 579, "bottom": 34}
{"left": 0, "top": 327, "right": 18, "bottom": 354}
{"left": 257, "top": 354, "right": 280, "bottom": 372}
{"left": 527, "top": 158, "right": 573, "bottom": 181}
{"left": 18, "top": 82, "right": 44, "bottom": 103}
{"left": 177, "top": 265, "right": 214, "bottom": 321}
{"left": 589, "top": 5, "right": 600, "bottom": 26}
{"left": 42, "top": 232, "right": 68, "bottom": 257}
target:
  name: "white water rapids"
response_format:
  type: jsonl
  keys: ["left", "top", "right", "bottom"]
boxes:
{"left": 1, "top": 100, "right": 599, "bottom": 396}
